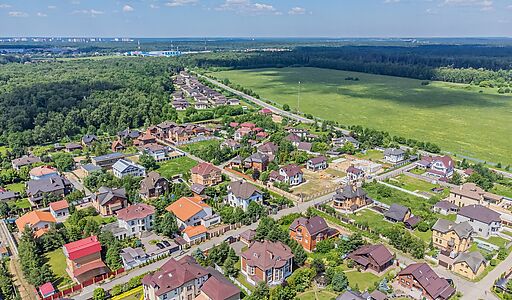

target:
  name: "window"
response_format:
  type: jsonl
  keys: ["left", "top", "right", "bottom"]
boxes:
{"left": 187, "top": 286, "right": 192, "bottom": 291}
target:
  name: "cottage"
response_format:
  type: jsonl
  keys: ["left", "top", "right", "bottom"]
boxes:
{"left": 91, "top": 187, "right": 128, "bottom": 216}
{"left": 383, "top": 148, "right": 405, "bottom": 164}
{"left": 297, "top": 142, "right": 313, "bottom": 153}
{"left": 166, "top": 195, "right": 221, "bottom": 230}
{"left": 91, "top": 152, "right": 125, "bottom": 169}
{"left": 346, "top": 166, "right": 365, "bottom": 183}
{"left": 112, "top": 159, "right": 146, "bottom": 178}
{"left": 226, "top": 181, "right": 263, "bottom": 211}
{"left": 456, "top": 204, "right": 501, "bottom": 238}
{"left": 191, "top": 162, "right": 222, "bottom": 186}
{"left": 416, "top": 155, "right": 455, "bottom": 179}
{"left": 348, "top": 244, "right": 394, "bottom": 273}
{"left": 234, "top": 127, "right": 252, "bottom": 141}
{"left": 140, "top": 143, "right": 169, "bottom": 161}
{"left": 452, "top": 251, "right": 486, "bottom": 280}
{"left": 432, "top": 219, "right": 473, "bottom": 256}
{"left": 120, "top": 247, "right": 148, "bottom": 270}
{"left": 140, "top": 171, "right": 169, "bottom": 199}
{"left": 29, "top": 165, "right": 59, "bottom": 180}
{"left": 384, "top": 204, "right": 411, "bottom": 223}
{"left": 81, "top": 134, "right": 98, "bottom": 147}
{"left": 448, "top": 183, "right": 503, "bottom": 207}
{"left": 332, "top": 185, "right": 369, "bottom": 211}
{"left": 0, "top": 189, "right": 18, "bottom": 202}
{"left": 257, "top": 142, "right": 278, "bottom": 161}
{"left": 332, "top": 136, "right": 360, "bottom": 149}
{"left": 15, "top": 211, "right": 57, "bottom": 237}
{"left": 117, "top": 128, "right": 140, "bottom": 140}
{"left": 26, "top": 175, "right": 72, "bottom": 207}
{"left": 183, "top": 225, "right": 208, "bottom": 243}
{"left": 289, "top": 216, "right": 338, "bottom": 252}
{"left": 241, "top": 240, "right": 294, "bottom": 286}
{"left": 104, "top": 203, "right": 155, "bottom": 239}
{"left": 306, "top": 156, "right": 328, "bottom": 171}
{"left": 65, "top": 143, "right": 82, "bottom": 152}
{"left": 271, "top": 164, "right": 303, "bottom": 186}
{"left": 49, "top": 200, "right": 70, "bottom": 219}
{"left": 396, "top": 263, "right": 455, "bottom": 300}
{"left": 11, "top": 155, "right": 41, "bottom": 170}
{"left": 240, "top": 229, "right": 257, "bottom": 246}
{"left": 285, "top": 133, "right": 301, "bottom": 146}
{"left": 63, "top": 236, "right": 109, "bottom": 283}
{"left": 81, "top": 163, "right": 102, "bottom": 176}
{"left": 244, "top": 153, "right": 269, "bottom": 172}
{"left": 221, "top": 139, "right": 241, "bottom": 151}
{"left": 433, "top": 200, "right": 459, "bottom": 215}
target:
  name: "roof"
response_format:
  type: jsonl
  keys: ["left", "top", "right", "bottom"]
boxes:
{"left": 453, "top": 251, "right": 486, "bottom": 273}
{"left": 398, "top": 263, "right": 455, "bottom": 300}
{"left": 348, "top": 244, "right": 394, "bottom": 268}
{"left": 404, "top": 216, "right": 422, "bottom": 227}
{"left": 241, "top": 240, "right": 294, "bottom": 271}
{"left": 346, "top": 166, "right": 364, "bottom": 174}
{"left": 280, "top": 164, "right": 302, "bottom": 177}
{"left": 384, "top": 148, "right": 405, "bottom": 156}
{"left": 384, "top": 204, "right": 410, "bottom": 222}
{"left": 82, "top": 134, "right": 98, "bottom": 144}
{"left": 191, "top": 162, "right": 220, "bottom": 176}
{"left": 336, "top": 290, "right": 365, "bottom": 300}
{"left": 82, "top": 163, "right": 102, "bottom": 173}
{"left": 112, "top": 159, "right": 145, "bottom": 173}
{"left": 228, "top": 180, "right": 262, "bottom": 199}
{"left": 92, "top": 187, "right": 127, "bottom": 206}
{"left": 369, "top": 290, "right": 388, "bottom": 300}
{"left": 16, "top": 211, "right": 56, "bottom": 232}
{"left": 259, "top": 108, "right": 272, "bottom": 114}
{"left": 297, "top": 142, "right": 312, "bottom": 152}
{"left": 333, "top": 185, "right": 367, "bottom": 201}
{"left": 244, "top": 152, "right": 269, "bottom": 164}
{"left": 29, "top": 165, "right": 58, "bottom": 177}
{"left": 49, "top": 200, "right": 69, "bottom": 211}
{"left": 72, "top": 259, "right": 108, "bottom": 277}
{"left": 432, "top": 219, "right": 473, "bottom": 239}
{"left": 434, "top": 200, "right": 458, "bottom": 211}
{"left": 63, "top": 236, "right": 102, "bottom": 260}
{"left": 166, "top": 196, "right": 210, "bottom": 221}
{"left": 0, "top": 190, "right": 17, "bottom": 201}
{"left": 258, "top": 141, "right": 278, "bottom": 154}
{"left": 458, "top": 204, "right": 501, "bottom": 224}
{"left": 450, "top": 183, "right": 503, "bottom": 202}
{"left": 183, "top": 225, "right": 207, "bottom": 238}
{"left": 116, "top": 203, "right": 155, "bottom": 221}
{"left": 65, "top": 143, "right": 82, "bottom": 150}
{"left": 191, "top": 183, "right": 206, "bottom": 195}
{"left": 12, "top": 155, "right": 41, "bottom": 167}
{"left": 140, "top": 171, "right": 168, "bottom": 191}
{"left": 308, "top": 156, "right": 327, "bottom": 165}
{"left": 121, "top": 247, "right": 147, "bottom": 263}
{"left": 92, "top": 152, "right": 125, "bottom": 162}
{"left": 201, "top": 268, "right": 240, "bottom": 300}
{"left": 39, "top": 282, "right": 55, "bottom": 296}
{"left": 289, "top": 216, "right": 329, "bottom": 236}
{"left": 142, "top": 256, "right": 210, "bottom": 296}
{"left": 240, "top": 229, "right": 256, "bottom": 241}
{"left": 285, "top": 133, "right": 301, "bottom": 143}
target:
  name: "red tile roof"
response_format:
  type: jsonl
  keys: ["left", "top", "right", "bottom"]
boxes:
{"left": 64, "top": 236, "right": 102, "bottom": 260}
{"left": 191, "top": 162, "right": 220, "bottom": 176}
{"left": 38, "top": 282, "right": 55, "bottom": 296}
{"left": 49, "top": 200, "right": 69, "bottom": 211}
{"left": 116, "top": 203, "right": 155, "bottom": 221}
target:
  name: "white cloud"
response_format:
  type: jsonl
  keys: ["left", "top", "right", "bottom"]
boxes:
{"left": 48, "top": 5, "right": 57, "bottom": 9}
{"left": 8, "top": 11, "right": 28, "bottom": 17}
{"left": 384, "top": 0, "right": 400, "bottom": 3}
{"left": 217, "top": 0, "right": 278, "bottom": 15}
{"left": 0, "top": 4, "right": 12, "bottom": 8}
{"left": 508, "top": 4, "right": 512, "bottom": 9}
{"left": 288, "top": 7, "right": 306, "bottom": 15}
{"left": 122, "top": 4, "right": 134, "bottom": 12}
{"left": 150, "top": 4, "right": 160, "bottom": 9}
{"left": 37, "top": 12, "right": 48, "bottom": 17}
{"left": 165, "top": 0, "right": 198, "bottom": 7}
{"left": 441, "top": 0, "right": 493, "bottom": 11}
{"left": 72, "top": 9, "right": 104, "bottom": 16}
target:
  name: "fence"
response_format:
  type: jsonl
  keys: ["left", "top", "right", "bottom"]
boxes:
{"left": 39, "top": 268, "right": 125, "bottom": 300}
{"left": 174, "top": 136, "right": 218, "bottom": 146}
{"left": 214, "top": 264, "right": 252, "bottom": 296}
{"left": 302, "top": 186, "right": 338, "bottom": 202}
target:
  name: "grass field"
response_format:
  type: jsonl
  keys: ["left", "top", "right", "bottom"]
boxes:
{"left": 350, "top": 209, "right": 394, "bottom": 231}
{"left": 178, "top": 139, "right": 221, "bottom": 153}
{"left": 345, "top": 269, "right": 382, "bottom": 291}
{"left": 387, "top": 174, "right": 449, "bottom": 197}
{"left": 492, "top": 184, "right": 512, "bottom": 198}
{"left": 297, "top": 290, "right": 337, "bottom": 300}
{"left": 354, "top": 150, "right": 384, "bottom": 161}
{"left": 9, "top": 198, "right": 31, "bottom": 209}
{"left": 212, "top": 67, "right": 512, "bottom": 165}
{"left": 45, "top": 248, "right": 74, "bottom": 289}
{"left": 5, "top": 182, "right": 26, "bottom": 193}
{"left": 157, "top": 156, "right": 198, "bottom": 179}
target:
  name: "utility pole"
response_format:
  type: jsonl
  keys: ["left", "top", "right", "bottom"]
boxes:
{"left": 297, "top": 81, "right": 301, "bottom": 112}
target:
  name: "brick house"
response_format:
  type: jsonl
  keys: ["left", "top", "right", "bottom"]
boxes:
{"left": 432, "top": 219, "right": 473, "bottom": 256}
{"left": 332, "top": 185, "right": 369, "bottom": 211}
{"left": 191, "top": 162, "right": 222, "bottom": 186}
{"left": 289, "top": 216, "right": 338, "bottom": 252}
{"left": 396, "top": 263, "right": 455, "bottom": 300}
{"left": 348, "top": 244, "right": 394, "bottom": 273}
{"left": 63, "top": 236, "right": 109, "bottom": 284}
{"left": 91, "top": 187, "right": 128, "bottom": 216}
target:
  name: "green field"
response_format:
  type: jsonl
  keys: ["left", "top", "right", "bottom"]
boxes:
{"left": 387, "top": 174, "right": 449, "bottom": 197}
{"left": 45, "top": 248, "right": 74, "bottom": 289}
{"left": 157, "top": 156, "right": 198, "bottom": 179}
{"left": 297, "top": 290, "right": 338, "bottom": 300}
{"left": 178, "top": 139, "right": 221, "bottom": 153}
{"left": 212, "top": 67, "right": 512, "bottom": 165}
{"left": 5, "top": 182, "right": 25, "bottom": 193}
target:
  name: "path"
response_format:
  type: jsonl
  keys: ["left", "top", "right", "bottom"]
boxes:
{"left": 377, "top": 180, "right": 430, "bottom": 199}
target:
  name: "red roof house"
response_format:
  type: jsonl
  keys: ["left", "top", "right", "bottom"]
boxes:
{"left": 63, "top": 236, "right": 108, "bottom": 283}
{"left": 39, "top": 282, "right": 55, "bottom": 298}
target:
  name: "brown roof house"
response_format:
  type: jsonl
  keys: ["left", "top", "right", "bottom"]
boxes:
{"left": 289, "top": 216, "right": 339, "bottom": 252}
{"left": 396, "top": 263, "right": 455, "bottom": 300}
{"left": 142, "top": 256, "right": 240, "bottom": 300}
{"left": 348, "top": 244, "right": 394, "bottom": 274}
{"left": 456, "top": 204, "right": 501, "bottom": 238}
{"left": 432, "top": 219, "right": 473, "bottom": 256}
{"left": 91, "top": 187, "right": 128, "bottom": 216}
{"left": 257, "top": 142, "right": 278, "bottom": 162}
{"left": 269, "top": 164, "right": 303, "bottom": 186}
{"left": 241, "top": 240, "right": 294, "bottom": 286}
{"left": 448, "top": 183, "right": 503, "bottom": 207}
{"left": 139, "top": 171, "right": 169, "bottom": 200}
{"left": 244, "top": 153, "right": 269, "bottom": 172}
{"left": 306, "top": 156, "right": 327, "bottom": 171}
{"left": 11, "top": 155, "right": 41, "bottom": 170}
{"left": 332, "top": 185, "right": 370, "bottom": 212}
{"left": 191, "top": 162, "right": 222, "bottom": 187}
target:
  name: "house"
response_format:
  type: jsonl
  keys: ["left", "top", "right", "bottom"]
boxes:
{"left": 257, "top": 142, "right": 278, "bottom": 161}
{"left": 396, "top": 263, "right": 455, "bottom": 300}
{"left": 26, "top": 175, "right": 72, "bottom": 207}
{"left": 417, "top": 155, "right": 455, "bottom": 179}
{"left": 346, "top": 166, "right": 365, "bottom": 183}
{"left": 183, "top": 225, "right": 208, "bottom": 243}
{"left": 226, "top": 181, "right": 263, "bottom": 211}
{"left": 271, "top": 164, "right": 303, "bottom": 186}
{"left": 142, "top": 256, "right": 240, "bottom": 300}
{"left": 140, "top": 143, "right": 169, "bottom": 161}
{"left": 332, "top": 136, "right": 360, "bottom": 149}
{"left": 140, "top": 171, "right": 169, "bottom": 199}
{"left": 104, "top": 203, "right": 155, "bottom": 239}
{"left": 81, "top": 163, "right": 102, "bottom": 176}
{"left": 112, "top": 159, "right": 146, "bottom": 178}
{"left": 136, "top": 132, "right": 156, "bottom": 146}
{"left": 289, "top": 216, "right": 338, "bottom": 252}
{"left": 0, "top": 189, "right": 18, "bottom": 202}
{"left": 433, "top": 200, "right": 459, "bottom": 215}
{"left": 81, "top": 134, "right": 98, "bottom": 147}
{"left": 117, "top": 128, "right": 140, "bottom": 140}
{"left": 234, "top": 127, "right": 252, "bottom": 141}
{"left": 256, "top": 131, "right": 269, "bottom": 140}
{"left": 297, "top": 142, "right": 313, "bottom": 153}
{"left": 228, "top": 98, "right": 240, "bottom": 105}
{"left": 404, "top": 216, "right": 422, "bottom": 229}
{"left": 456, "top": 204, "right": 501, "bottom": 238}
{"left": 191, "top": 162, "right": 222, "bottom": 186}
{"left": 111, "top": 139, "right": 125, "bottom": 152}
{"left": 241, "top": 240, "right": 294, "bottom": 286}
{"left": 383, "top": 148, "right": 405, "bottom": 164}
{"left": 63, "top": 236, "right": 109, "bottom": 283}
{"left": 15, "top": 211, "right": 56, "bottom": 237}
{"left": 452, "top": 251, "right": 486, "bottom": 280}
{"left": 65, "top": 143, "right": 82, "bottom": 152}
{"left": 285, "top": 133, "right": 301, "bottom": 146}
{"left": 38, "top": 282, "right": 56, "bottom": 299}
{"left": 91, "top": 152, "right": 125, "bottom": 169}
{"left": 221, "top": 139, "right": 241, "bottom": 151}
{"left": 448, "top": 183, "right": 504, "bottom": 207}
{"left": 91, "top": 187, "right": 128, "bottom": 216}
{"left": 306, "top": 156, "right": 327, "bottom": 171}
{"left": 332, "top": 185, "right": 369, "bottom": 211}
{"left": 244, "top": 153, "right": 269, "bottom": 172}
{"left": 431, "top": 219, "right": 473, "bottom": 256}
{"left": 259, "top": 108, "right": 273, "bottom": 115}
{"left": 29, "top": 165, "right": 59, "bottom": 180}
{"left": 12, "top": 155, "right": 41, "bottom": 170}
{"left": 384, "top": 204, "right": 411, "bottom": 223}
{"left": 120, "top": 247, "right": 148, "bottom": 270}
{"left": 348, "top": 244, "right": 394, "bottom": 273}
{"left": 240, "top": 229, "right": 257, "bottom": 246}
{"left": 49, "top": 200, "right": 70, "bottom": 219}
{"left": 166, "top": 195, "right": 221, "bottom": 230}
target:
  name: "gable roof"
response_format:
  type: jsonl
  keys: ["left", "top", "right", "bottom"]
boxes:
{"left": 432, "top": 219, "right": 473, "bottom": 239}
{"left": 26, "top": 176, "right": 70, "bottom": 195}
{"left": 49, "top": 200, "right": 69, "bottom": 211}
{"left": 257, "top": 142, "right": 278, "bottom": 154}
{"left": 289, "top": 216, "right": 329, "bottom": 236}
{"left": 228, "top": 180, "right": 261, "bottom": 199}
{"left": 333, "top": 185, "right": 367, "bottom": 201}
{"left": 285, "top": 133, "right": 301, "bottom": 143}
{"left": 308, "top": 156, "right": 327, "bottom": 165}
{"left": 384, "top": 148, "right": 405, "bottom": 156}
{"left": 398, "top": 263, "right": 455, "bottom": 300}
{"left": 166, "top": 196, "right": 210, "bottom": 222}
{"left": 16, "top": 211, "right": 56, "bottom": 232}
{"left": 12, "top": 155, "right": 41, "bottom": 167}
{"left": 183, "top": 225, "right": 207, "bottom": 238}
{"left": 384, "top": 204, "right": 410, "bottom": 222}
{"left": 29, "top": 165, "right": 58, "bottom": 177}
{"left": 116, "top": 203, "right": 155, "bottom": 221}
{"left": 458, "top": 204, "right": 501, "bottom": 224}
{"left": 241, "top": 240, "right": 294, "bottom": 271}
{"left": 63, "top": 236, "right": 102, "bottom": 260}
{"left": 349, "top": 244, "right": 394, "bottom": 268}
{"left": 191, "top": 162, "right": 220, "bottom": 176}
{"left": 336, "top": 290, "right": 365, "bottom": 300}
{"left": 453, "top": 251, "right": 486, "bottom": 273}
{"left": 112, "top": 159, "right": 145, "bottom": 173}
{"left": 201, "top": 268, "right": 240, "bottom": 300}
{"left": 297, "top": 142, "right": 312, "bottom": 152}
{"left": 92, "top": 187, "right": 127, "bottom": 205}
{"left": 280, "top": 164, "right": 302, "bottom": 177}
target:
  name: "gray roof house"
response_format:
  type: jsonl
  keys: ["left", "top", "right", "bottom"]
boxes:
{"left": 384, "top": 204, "right": 410, "bottom": 223}
{"left": 226, "top": 181, "right": 263, "bottom": 211}
{"left": 26, "top": 175, "right": 72, "bottom": 206}
{"left": 82, "top": 134, "right": 98, "bottom": 146}
{"left": 432, "top": 219, "right": 473, "bottom": 239}
{"left": 11, "top": 155, "right": 41, "bottom": 170}
{"left": 453, "top": 251, "right": 486, "bottom": 274}
{"left": 112, "top": 159, "right": 146, "bottom": 179}
{"left": 456, "top": 204, "right": 501, "bottom": 238}
{"left": 91, "top": 152, "right": 125, "bottom": 169}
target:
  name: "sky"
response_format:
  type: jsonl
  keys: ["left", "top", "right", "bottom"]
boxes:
{"left": 1, "top": 0, "right": 512, "bottom": 37}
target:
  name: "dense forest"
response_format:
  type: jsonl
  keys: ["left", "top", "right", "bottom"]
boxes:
{"left": 0, "top": 58, "right": 182, "bottom": 148}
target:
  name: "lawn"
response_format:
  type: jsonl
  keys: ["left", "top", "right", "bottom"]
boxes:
{"left": 349, "top": 209, "right": 394, "bottom": 232}
{"left": 0, "top": 146, "right": 10, "bottom": 155}
{"left": 178, "top": 139, "right": 221, "bottom": 153}
{"left": 212, "top": 67, "right": 512, "bottom": 165}
{"left": 297, "top": 290, "right": 338, "bottom": 300}
{"left": 413, "top": 229, "right": 433, "bottom": 244}
{"left": 484, "top": 236, "right": 510, "bottom": 248}
{"left": 112, "top": 286, "right": 143, "bottom": 300}
{"left": 344, "top": 269, "right": 381, "bottom": 291}
{"left": 492, "top": 184, "right": 512, "bottom": 198}
{"left": 156, "top": 156, "right": 198, "bottom": 179}
{"left": 45, "top": 248, "right": 74, "bottom": 289}
{"left": 5, "top": 182, "right": 26, "bottom": 193}
{"left": 387, "top": 174, "right": 448, "bottom": 197}
{"left": 354, "top": 150, "right": 383, "bottom": 161}
{"left": 9, "top": 198, "right": 31, "bottom": 209}
{"left": 364, "top": 182, "right": 435, "bottom": 216}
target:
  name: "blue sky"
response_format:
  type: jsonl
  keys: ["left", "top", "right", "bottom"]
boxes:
{"left": 1, "top": 0, "right": 511, "bottom": 37}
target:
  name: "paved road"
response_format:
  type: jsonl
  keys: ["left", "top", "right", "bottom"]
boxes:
{"left": 64, "top": 172, "right": 92, "bottom": 196}
{"left": 0, "top": 219, "right": 18, "bottom": 257}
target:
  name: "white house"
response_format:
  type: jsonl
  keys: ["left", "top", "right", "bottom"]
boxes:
{"left": 456, "top": 204, "right": 501, "bottom": 238}
{"left": 306, "top": 156, "right": 327, "bottom": 171}
{"left": 278, "top": 164, "right": 303, "bottom": 186}
{"left": 112, "top": 159, "right": 146, "bottom": 178}
{"left": 140, "top": 143, "right": 169, "bottom": 162}
{"left": 120, "top": 247, "right": 148, "bottom": 270}
{"left": 117, "top": 203, "right": 155, "bottom": 236}
{"left": 226, "top": 181, "right": 263, "bottom": 211}
{"left": 166, "top": 196, "right": 221, "bottom": 230}
{"left": 346, "top": 166, "right": 365, "bottom": 183}
{"left": 384, "top": 148, "right": 406, "bottom": 164}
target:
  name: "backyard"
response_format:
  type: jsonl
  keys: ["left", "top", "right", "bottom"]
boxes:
{"left": 297, "top": 290, "right": 338, "bottom": 300}
{"left": 178, "top": 139, "right": 221, "bottom": 153}
{"left": 156, "top": 156, "right": 198, "bottom": 179}
{"left": 45, "top": 248, "right": 74, "bottom": 289}
{"left": 211, "top": 67, "right": 512, "bottom": 165}
{"left": 354, "top": 150, "right": 384, "bottom": 162}
{"left": 387, "top": 174, "right": 449, "bottom": 197}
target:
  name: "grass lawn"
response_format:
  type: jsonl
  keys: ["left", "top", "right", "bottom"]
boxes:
{"left": 344, "top": 269, "right": 381, "bottom": 291}
{"left": 112, "top": 286, "right": 143, "bottom": 300}
{"left": 388, "top": 174, "right": 448, "bottom": 197}
{"left": 354, "top": 150, "right": 383, "bottom": 161}
{"left": 9, "top": 198, "right": 31, "bottom": 209}
{"left": 413, "top": 229, "right": 433, "bottom": 244}
{"left": 297, "top": 290, "right": 338, "bottom": 300}
{"left": 492, "top": 184, "right": 512, "bottom": 198}
{"left": 409, "top": 168, "right": 426, "bottom": 175}
{"left": 156, "top": 156, "right": 198, "bottom": 179}
{"left": 349, "top": 209, "right": 394, "bottom": 231}
{"left": 5, "top": 182, "right": 26, "bottom": 193}
{"left": 45, "top": 248, "right": 74, "bottom": 289}
{"left": 0, "top": 146, "right": 10, "bottom": 155}
{"left": 178, "top": 139, "right": 221, "bottom": 153}
{"left": 211, "top": 67, "right": 512, "bottom": 165}
{"left": 364, "top": 182, "right": 435, "bottom": 216}
{"left": 484, "top": 236, "right": 510, "bottom": 248}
